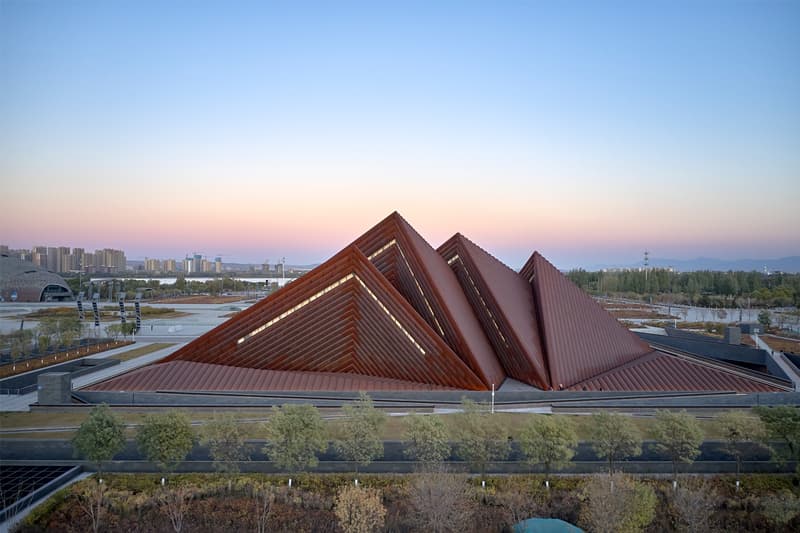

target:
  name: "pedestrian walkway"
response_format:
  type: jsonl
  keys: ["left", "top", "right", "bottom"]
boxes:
{"left": 753, "top": 334, "right": 800, "bottom": 389}
{"left": 0, "top": 342, "right": 185, "bottom": 412}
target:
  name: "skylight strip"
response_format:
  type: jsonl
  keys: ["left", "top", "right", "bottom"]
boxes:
{"left": 453, "top": 256, "right": 508, "bottom": 344}
{"left": 395, "top": 244, "right": 446, "bottom": 337}
{"left": 355, "top": 276, "right": 426, "bottom": 355}
{"left": 237, "top": 274, "right": 354, "bottom": 344}
{"left": 367, "top": 239, "right": 397, "bottom": 261}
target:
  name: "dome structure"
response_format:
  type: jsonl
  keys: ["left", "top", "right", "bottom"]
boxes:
{"left": 0, "top": 254, "right": 73, "bottom": 302}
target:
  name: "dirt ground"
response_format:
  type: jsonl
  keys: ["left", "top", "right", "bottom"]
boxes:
{"left": 762, "top": 335, "right": 800, "bottom": 354}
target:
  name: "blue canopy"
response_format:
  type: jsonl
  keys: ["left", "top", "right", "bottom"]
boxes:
{"left": 513, "top": 518, "right": 584, "bottom": 533}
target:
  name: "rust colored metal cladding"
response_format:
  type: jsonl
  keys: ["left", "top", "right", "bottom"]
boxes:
{"left": 350, "top": 212, "right": 506, "bottom": 388}
{"left": 520, "top": 252, "right": 653, "bottom": 390}
{"left": 568, "top": 351, "right": 787, "bottom": 392}
{"left": 438, "top": 233, "right": 550, "bottom": 389}
{"left": 156, "top": 245, "right": 487, "bottom": 390}
{"left": 84, "top": 361, "right": 454, "bottom": 392}
{"left": 82, "top": 211, "right": 789, "bottom": 394}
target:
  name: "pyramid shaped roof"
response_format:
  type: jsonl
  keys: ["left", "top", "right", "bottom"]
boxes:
{"left": 149, "top": 245, "right": 487, "bottom": 390}
{"left": 351, "top": 212, "right": 506, "bottom": 388}
{"left": 438, "top": 233, "right": 550, "bottom": 389}
{"left": 520, "top": 252, "right": 653, "bottom": 389}
{"left": 83, "top": 213, "right": 788, "bottom": 395}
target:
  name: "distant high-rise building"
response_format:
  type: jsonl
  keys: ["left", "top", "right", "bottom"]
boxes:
{"left": 201, "top": 258, "right": 213, "bottom": 273}
{"left": 163, "top": 259, "right": 177, "bottom": 273}
{"left": 183, "top": 256, "right": 194, "bottom": 273}
{"left": 215, "top": 257, "right": 223, "bottom": 273}
{"left": 144, "top": 258, "right": 162, "bottom": 272}
{"left": 46, "top": 247, "right": 60, "bottom": 272}
{"left": 94, "top": 248, "right": 126, "bottom": 273}
{"left": 83, "top": 252, "right": 95, "bottom": 272}
{"left": 31, "top": 246, "right": 47, "bottom": 268}
{"left": 58, "top": 246, "right": 71, "bottom": 272}
{"left": 71, "top": 248, "right": 85, "bottom": 271}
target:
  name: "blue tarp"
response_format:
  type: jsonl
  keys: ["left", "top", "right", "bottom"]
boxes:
{"left": 513, "top": 518, "right": 584, "bottom": 533}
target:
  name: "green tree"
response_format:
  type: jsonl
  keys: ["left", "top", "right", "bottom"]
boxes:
{"left": 199, "top": 412, "right": 249, "bottom": 473}
{"left": 651, "top": 410, "right": 704, "bottom": 482}
{"left": 452, "top": 398, "right": 510, "bottom": 475}
{"left": 334, "top": 392, "right": 387, "bottom": 472}
{"left": 758, "top": 310, "right": 772, "bottom": 328}
{"left": 9, "top": 329, "right": 33, "bottom": 361}
{"left": 137, "top": 410, "right": 195, "bottom": 474}
{"left": 579, "top": 474, "right": 657, "bottom": 533}
{"left": 56, "top": 316, "right": 82, "bottom": 347}
{"left": 716, "top": 410, "right": 766, "bottom": 482}
{"left": 754, "top": 405, "right": 800, "bottom": 471}
{"left": 37, "top": 332, "right": 51, "bottom": 353}
{"left": 518, "top": 415, "right": 577, "bottom": 484}
{"left": 72, "top": 403, "right": 126, "bottom": 475}
{"left": 263, "top": 403, "right": 326, "bottom": 473}
{"left": 590, "top": 412, "right": 642, "bottom": 474}
{"left": 403, "top": 414, "right": 451, "bottom": 467}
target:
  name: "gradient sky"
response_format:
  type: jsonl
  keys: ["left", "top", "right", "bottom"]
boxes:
{"left": 1, "top": 0, "right": 798, "bottom": 269}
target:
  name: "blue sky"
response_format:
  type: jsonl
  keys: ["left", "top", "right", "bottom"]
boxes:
{"left": 1, "top": 1, "right": 798, "bottom": 268}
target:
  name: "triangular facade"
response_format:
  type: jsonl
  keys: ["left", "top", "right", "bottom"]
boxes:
{"left": 520, "top": 252, "right": 652, "bottom": 389}
{"left": 351, "top": 212, "right": 506, "bottom": 388}
{"left": 158, "top": 245, "right": 487, "bottom": 389}
{"left": 84, "top": 212, "right": 788, "bottom": 394}
{"left": 438, "top": 233, "right": 550, "bottom": 389}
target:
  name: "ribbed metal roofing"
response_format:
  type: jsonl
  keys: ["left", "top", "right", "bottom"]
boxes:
{"left": 438, "top": 233, "right": 550, "bottom": 389}
{"left": 521, "top": 252, "right": 652, "bottom": 389}
{"left": 84, "top": 361, "right": 454, "bottom": 392}
{"left": 160, "top": 245, "right": 486, "bottom": 390}
{"left": 351, "top": 212, "right": 505, "bottom": 388}
{"left": 79, "top": 213, "right": 787, "bottom": 395}
{"left": 568, "top": 350, "right": 784, "bottom": 392}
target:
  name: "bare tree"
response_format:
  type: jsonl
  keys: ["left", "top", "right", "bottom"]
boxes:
{"left": 74, "top": 480, "right": 109, "bottom": 533}
{"left": 159, "top": 484, "right": 195, "bottom": 533}
{"left": 408, "top": 469, "right": 473, "bottom": 533}
{"left": 495, "top": 490, "right": 544, "bottom": 528}
{"left": 249, "top": 481, "right": 275, "bottom": 533}
{"left": 672, "top": 482, "right": 719, "bottom": 533}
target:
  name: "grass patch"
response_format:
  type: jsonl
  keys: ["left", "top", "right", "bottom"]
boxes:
{"left": 0, "top": 407, "right": 742, "bottom": 441}
{"left": 109, "top": 342, "right": 175, "bottom": 362}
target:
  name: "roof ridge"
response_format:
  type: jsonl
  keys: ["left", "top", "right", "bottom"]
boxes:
{"left": 453, "top": 232, "right": 519, "bottom": 276}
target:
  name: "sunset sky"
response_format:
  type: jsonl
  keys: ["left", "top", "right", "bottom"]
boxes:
{"left": 2, "top": 1, "right": 798, "bottom": 269}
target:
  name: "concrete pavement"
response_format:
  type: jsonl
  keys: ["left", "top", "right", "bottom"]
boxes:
{"left": 0, "top": 342, "right": 185, "bottom": 412}
{"left": 754, "top": 334, "right": 800, "bottom": 389}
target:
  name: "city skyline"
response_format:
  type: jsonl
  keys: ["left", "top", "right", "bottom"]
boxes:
{"left": 2, "top": 1, "right": 798, "bottom": 270}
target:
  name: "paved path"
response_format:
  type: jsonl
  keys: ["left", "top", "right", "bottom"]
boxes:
{"left": 0, "top": 342, "right": 185, "bottom": 412}
{"left": 754, "top": 334, "right": 800, "bottom": 389}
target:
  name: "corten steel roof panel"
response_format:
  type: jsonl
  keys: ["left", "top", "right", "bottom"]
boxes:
{"left": 160, "top": 245, "right": 487, "bottom": 390}
{"left": 568, "top": 351, "right": 785, "bottom": 392}
{"left": 438, "top": 234, "right": 550, "bottom": 389}
{"left": 82, "top": 361, "right": 455, "bottom": 392}
{"left": 520, "top": 252, "right": 652, "bottom": 389}
{"left": 350, "top": 212, "right": 506, "bottom": 388}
